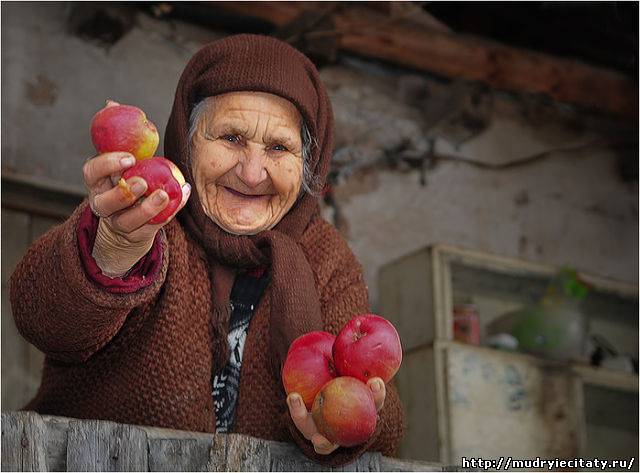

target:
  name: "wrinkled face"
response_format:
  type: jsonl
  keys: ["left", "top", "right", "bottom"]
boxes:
{"left": 190, "top": 91, "right": 304, "bottom": 235}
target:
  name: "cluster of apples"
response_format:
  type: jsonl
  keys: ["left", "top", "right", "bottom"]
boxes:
{"left": 90, "top": 101, "right": 186, "bottom": 224}
{"left": 282, "top": 314, "right": 402, "bottom": 447}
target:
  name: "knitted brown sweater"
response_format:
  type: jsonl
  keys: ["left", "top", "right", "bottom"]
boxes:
{"left": 10, "top": 201, "right": 405, "bottom": 466}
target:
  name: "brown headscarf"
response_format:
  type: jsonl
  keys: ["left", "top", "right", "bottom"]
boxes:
{"left": 164, "top": 34, "right": 333, "bottom": 380}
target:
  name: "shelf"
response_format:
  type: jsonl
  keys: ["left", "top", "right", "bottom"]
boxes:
{"left": 444, "top": 247, "right": 638, "bottom": 359}
{"left": 381, "top": 243, "right": 639, "bottom": 464}
{"left": 380, "top": 244, "right": 638, "bottom": 357}
{"left": 572, "top": 364, "right": 638, "bottom": 393}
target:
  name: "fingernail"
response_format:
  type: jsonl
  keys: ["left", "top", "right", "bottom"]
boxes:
{"left": 372, "top": 381, "right": 382, "bottom": 392}
{"left": 183, "top": 183, "right": 191, "bottom": 195}
{"left": 120, "top": 156, "right": 135, "bottom": 167}
{"left": 131, "top": 181, "right": 146, "bottom": 194}
{"left": 313, "top": 435, "right": 331, "bottom": 450}
{"left": 152, "top": 191, "right": 167, "bottom": 205}
{"left": 290, "top": 395, "right": 301, "bottom": 408}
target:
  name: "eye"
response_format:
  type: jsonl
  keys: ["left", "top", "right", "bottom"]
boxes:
{"left": 222, "top": 134, "right": 240, "bottom": 144}
{"left": 272, "top": 144, "right": 288, "bottom": 152}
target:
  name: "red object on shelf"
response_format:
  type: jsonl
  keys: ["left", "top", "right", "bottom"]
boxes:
{"left": 453, "top": 304, "right": 481, "bottom": 345}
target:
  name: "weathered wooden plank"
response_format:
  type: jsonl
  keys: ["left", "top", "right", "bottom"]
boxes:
{"left": 269, "top": 455, "right": 327, "bottom": 472}
{"left": 378, "top": 247, "right": 434, "bottom": 351}
{"left": 1, "top": 209, "right": 34, "bottom": 412}
{"left": 332, "top": 451, "right": 381, "bottom": 472}
{"left": 42, "top": 416, "right": 70, "bottom": 472}
{"left": 268, "top": 441, "right": 326, "bottom": 471}
{"left": 1, "top": 208, "right": 31, "bottom": 285}
{"left": 66, "top": 419, "right": 148, "bottom": 471}
{"left": 2, "top": 412, "right": 449, "bottom": 472}
{"left": 148, "top": 437, "right": 212, "bottom": 471}
{"left": 208, "top": 433, "right": 272, "bottom": 471}
{"left": 379, "top": 457, "right": 444, "bottom": 472}
{"left": 1, "top": 411, "right": 49, "bottom": 471}
{"left": 335, "top": 6, "right": 637, "bottom": 118}
{"left": 2, "top": 209, "right": 51, "bottom": 412}
{"left": 395, "top": 348, "right": 439, "bottom": 462}
{"left": 1, "top": 176, "right": 84, "bottom": 221}
{"left": 268, "top": 440, "right": 383, "bottom": 472}
{"left": 1, "top": 286, "right": 29, "bottom": 412}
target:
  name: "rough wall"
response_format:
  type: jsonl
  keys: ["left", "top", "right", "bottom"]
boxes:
{"left": 1, "top": 2, "right": 222, "bottom": 193}
{"left": 320, "top": 61, "right": 638, "bottom": 309}
{"left": 2, "top": 2, "right": 637, "bottom": 316}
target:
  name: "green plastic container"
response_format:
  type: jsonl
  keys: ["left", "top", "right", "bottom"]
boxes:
{"left": 494, "top": 268, "right": 589, "bottom": 362}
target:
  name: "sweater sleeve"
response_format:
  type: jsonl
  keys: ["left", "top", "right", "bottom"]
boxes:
{"left": 78, "top": 203, "right": 164, "bottom": 293}
{"left": 9, "top": 200, "right": 169, "bottom": 364}
{"left": 284, "top": 249, "right": 406, "bottom": 467}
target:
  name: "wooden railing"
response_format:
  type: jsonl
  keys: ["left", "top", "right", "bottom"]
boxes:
{"left": 1, "top": 411, "right": 452, "bottom": 471}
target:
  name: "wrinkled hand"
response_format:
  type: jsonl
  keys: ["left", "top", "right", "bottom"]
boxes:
{"left": 287, "top": 377, "right": 386, "bottom": 455}
{"left": 83, "top": 150, "right": 190, "bottom": 277}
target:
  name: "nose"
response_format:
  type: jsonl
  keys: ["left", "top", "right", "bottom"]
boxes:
{"left": 236, "top": 147, "right": 268, "bottom": 188}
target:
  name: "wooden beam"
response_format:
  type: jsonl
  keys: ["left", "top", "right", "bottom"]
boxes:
{"left": 212, "top": 3, "right": 637, "bottom": 119}
{"left": 211, "top": 1, "right": 302, "bottom": 28}
{"left": 334, "top": 7, "right": 637, "bottom": 119}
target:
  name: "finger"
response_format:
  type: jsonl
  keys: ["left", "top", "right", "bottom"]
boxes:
{"left": 109, "top": 189, "right": 169, "bottom": 234}
{"left": 311, "top": 433, "right": 339, "bottom": 455}
{"left": 83, "top": 152, "right": 135, "bottom": 188}
{"left": 151, "top": 183, "right": 191, "bottom": 226}
{"left": 128, "top": 182, "right": 191, "bottom": 236}
{"left": 367, "top": 377, "right": 386, "bottom": 412}
{"left": 287, "top": 393, "right": 317, "bottom": 442}
{"left": 105, "top": 99, "right": 120, "bottom": 108}
{"left": 92, "top": 177, "right": 148, "bottom": 218}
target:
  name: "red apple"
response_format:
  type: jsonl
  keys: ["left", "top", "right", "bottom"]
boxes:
{"left": 311, "top": 376, "right": 377, "bottom": 447}
{"left": 121, "top": 157, "right": 185, "bottom": 224}
{"left": 282, "top": 331, "right": 336, "bottom": 410}
{"left": 287, "top": 330, "right": 335, "bottom": 357}
{"left": 91, "top": 100, "right": 159, "bottom": 161}
{"left": 333, "top": 314, "right": 402, "bottom": 384}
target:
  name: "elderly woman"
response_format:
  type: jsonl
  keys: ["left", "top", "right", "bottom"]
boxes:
{"left": 10, "top": 35, "right": 404, "bottom": 466}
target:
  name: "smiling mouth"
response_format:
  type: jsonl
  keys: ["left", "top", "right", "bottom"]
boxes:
{"left": 223, "top": 186, "right": 269, "bottom": 199}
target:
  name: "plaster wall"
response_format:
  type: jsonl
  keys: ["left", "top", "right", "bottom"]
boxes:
{"left": 2, "top": 2, "right": 637, "bottom": 315}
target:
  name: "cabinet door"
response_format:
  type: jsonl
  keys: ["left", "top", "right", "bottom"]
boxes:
{"left": 442, "top": 342, "right": 580, "bottom": 462}
{"left": 580, "top": 383, "right": 638, "bottom": 461}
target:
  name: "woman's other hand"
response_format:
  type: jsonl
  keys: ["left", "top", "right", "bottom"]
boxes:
{"left": 83, "top": 151, "right": 191, "bottom": 277}
{"left": 286, "top": 377, "right": 386, "bottom": 455}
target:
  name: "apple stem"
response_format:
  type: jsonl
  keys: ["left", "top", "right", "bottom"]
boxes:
{"left": 353, "top": 330, "right": 366, "bottom": 342}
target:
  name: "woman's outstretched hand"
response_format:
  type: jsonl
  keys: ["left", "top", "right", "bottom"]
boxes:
{"left": 286, "top": 377, "right": 386, "bottom": 455}
{"left": 83, "top": 151, "right": 190, "bottom": 277}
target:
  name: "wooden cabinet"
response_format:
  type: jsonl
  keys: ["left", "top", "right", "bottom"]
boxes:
{"left": 380, "top": 244, "right": 638, "bottom": 463}
{"left": 574, "top": 365, "right": 638, "bottom": 462}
